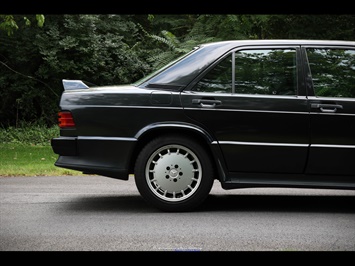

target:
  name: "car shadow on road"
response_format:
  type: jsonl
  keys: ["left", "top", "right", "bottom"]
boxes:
{"left": 60, "top": 195, "right": 158, "bottom": 213}
{"left": 200, "top": 194, "right": 355, "bottom": 213}
{"left": 59, "top": 193, "right": 355, "bottom": 214}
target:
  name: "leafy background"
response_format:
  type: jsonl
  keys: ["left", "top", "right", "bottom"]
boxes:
{"left": 1, "top": 14, "right": 354, "bottom": 128}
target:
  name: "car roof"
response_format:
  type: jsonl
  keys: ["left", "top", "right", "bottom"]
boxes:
{"left": 200, "top": 39, "right": 355, "bottom": 47}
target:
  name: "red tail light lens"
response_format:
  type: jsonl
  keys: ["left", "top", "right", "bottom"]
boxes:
{"left": 58, "top": 111, "right": 76, "bottom": 128}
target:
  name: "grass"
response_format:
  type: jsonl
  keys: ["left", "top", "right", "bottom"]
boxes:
{"left": 0, "top": 124, "right": 82, "bottom": 177}
{"left": 0, "top": 143, "right": 82, "bottom": 176}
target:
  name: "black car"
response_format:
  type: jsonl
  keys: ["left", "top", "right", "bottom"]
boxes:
{"left": 51, "top": 39, "right": 355, "bottom": 212}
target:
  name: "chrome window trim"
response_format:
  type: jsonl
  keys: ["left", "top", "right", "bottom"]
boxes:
{"left": 311, "top": 144, "right": 355, "bottom": 149}
{"left": 213, "top": 141, "right": 308, "bottom": 147}
{"left": 185, "top": 108, "right": 309, "bottom": 115}
{"left": 64, "top": 105, "right": 183, "bottom": 110}
{"left": 309, "top": 112, "right": 355, "bottom": 117}
{"left": 78, "top": 136, "right": 137, "bottom": 142}
{"left": 308, "top": 96, "right": 355, "bottom": 102}
{"left": 212, "top": 141, "right": 355, "bottom": 149}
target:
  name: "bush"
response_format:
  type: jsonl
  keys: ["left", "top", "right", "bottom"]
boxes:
{"left": 0, "top": 123, "right": 59, "bottom": 146}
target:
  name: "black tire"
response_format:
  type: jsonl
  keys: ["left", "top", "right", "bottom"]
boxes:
{"left": 134, "top": 135, "right": 215, "bottom": 212}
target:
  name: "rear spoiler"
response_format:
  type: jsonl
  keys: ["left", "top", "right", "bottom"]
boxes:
{"left": 62, "top": 79, "right": 91, "bottom": 90}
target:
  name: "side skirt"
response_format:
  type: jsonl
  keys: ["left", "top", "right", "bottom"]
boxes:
{"left": 221, "top": 172, "right": 355, "bottom": 190}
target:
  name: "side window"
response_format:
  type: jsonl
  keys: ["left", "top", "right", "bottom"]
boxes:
{"left": 191, "top": 48, "right": 297, "bottom": 95}
{"left": 306, "top": 48, "right": 355, "bottom": 98}
{"left": 192, "top": 54, "right": 232, "bottom": 93}
{"left": 235, "top": 49, "right": 297, "bottom": 96}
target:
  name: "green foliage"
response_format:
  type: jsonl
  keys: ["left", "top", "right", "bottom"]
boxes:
{"left": 35, "top": 14, "right": 45, "bottom": 27}
{"left": 34, "top": 15, "right": 151, "bottom": 85}
{"left": 189, "top": 14, "right": 249, "bottom": 40}
{"left": 139, "top": 24, "right": 192, "bottom": 69}
{"left": 262, "top": 15, "right": 355, "bottom": 40}
{"left": 0, "top": 14, "right": 354, "bottom": 128}
{"left": 0, "top": 14, "right": 44, "bottom": 36}
{"left": 0, "top": 15, "right": 18, "bottom": 36}
{"left": 0, "top": 123, "right": 59, "bottom": 146}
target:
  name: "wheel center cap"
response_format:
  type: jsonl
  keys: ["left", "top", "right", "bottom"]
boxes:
{"left": 169, "top": 169, "right": 178, "bottom": 178}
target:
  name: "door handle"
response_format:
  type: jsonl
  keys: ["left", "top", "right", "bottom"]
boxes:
{"left": 192, "top": 99, "right": 222, "bottom": 107}
{"left": 311, "top": 103, "right": 343, "bottom": 113}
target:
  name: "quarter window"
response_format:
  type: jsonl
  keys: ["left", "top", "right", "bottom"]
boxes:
{"left": 306, "top": 48, "right": 355, "bottom": 98}
{"left": 192, "top": 55, "right": 232, "bottom": 93}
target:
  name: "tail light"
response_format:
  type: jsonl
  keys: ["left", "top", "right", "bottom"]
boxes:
{"left": 58, "top": 111, "right": 76, "bottom": 128}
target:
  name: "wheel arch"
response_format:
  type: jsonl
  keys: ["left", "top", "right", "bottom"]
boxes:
{"left": 129, "top": 122, "right": 224, "bottom": 181}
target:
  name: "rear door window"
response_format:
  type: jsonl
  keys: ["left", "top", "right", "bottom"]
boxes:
{"left": 306, "top": 48, "right": 355, "bottom": 98}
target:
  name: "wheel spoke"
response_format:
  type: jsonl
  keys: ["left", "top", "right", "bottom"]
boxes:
{"left": 145, "top": 144, "right": 202, "bottom": 202}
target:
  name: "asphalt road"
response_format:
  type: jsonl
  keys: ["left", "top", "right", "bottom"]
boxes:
{"left": 0, "top": 175, "right": 355, "bottom": 251}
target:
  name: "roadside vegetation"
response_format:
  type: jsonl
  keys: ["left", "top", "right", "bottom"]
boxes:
{"left": 0, "top": 124, "right": 81, "bottom": 176}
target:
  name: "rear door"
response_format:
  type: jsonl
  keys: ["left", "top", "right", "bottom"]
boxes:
{"left": 304, "top": 46, "right": 355, "bottom": 175}
{"left": 181, "top": 45, "right": 310, "bottom": 174}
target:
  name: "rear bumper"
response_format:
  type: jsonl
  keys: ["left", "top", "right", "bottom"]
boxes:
{"left": 51, "top": 137, "right": 77, "bottom": 156}
{"left": 51, "top": 136, "right": 137, "bottom": 180}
